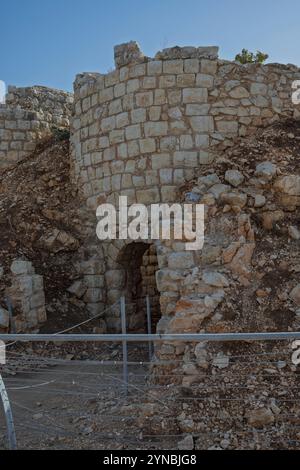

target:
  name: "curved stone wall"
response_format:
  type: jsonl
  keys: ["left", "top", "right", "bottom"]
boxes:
{"left": 71, "top": 42, "right": 300, "bottom": 331}
{"left": 71, "top": 42, "right": 300, "bottom": 211}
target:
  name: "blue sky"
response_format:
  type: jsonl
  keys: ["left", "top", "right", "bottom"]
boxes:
{"left": 1, "top": 0, "right": 299, "bottom": 92}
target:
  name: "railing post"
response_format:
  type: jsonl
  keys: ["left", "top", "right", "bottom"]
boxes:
{"left": 120, "top": 297, "right": 128, "bottom": 396}
{"left": 5, "top": 298, "right": 15, "bottom": 334}
{"left": 146, "top": 295, "right": 153, "bottom": 361}
{"left": 0, "top": 374, "right": 17, "bottom": 450}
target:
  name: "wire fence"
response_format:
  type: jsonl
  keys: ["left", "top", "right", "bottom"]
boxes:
{"left": 0, "top": 297, "right": 300, "bottom": 450}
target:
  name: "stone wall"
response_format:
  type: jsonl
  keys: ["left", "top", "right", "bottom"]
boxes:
{"left": 70, "top": 42, "right": 300, "bottom": 332}
{"left": 5, "top": 260, "right": 47, "bottom": 332}
{"left": 6, "top": 85, "right": 73, "bottom": 127}
{"left": 0, "top": 86, "right": 73, "bottom": 170}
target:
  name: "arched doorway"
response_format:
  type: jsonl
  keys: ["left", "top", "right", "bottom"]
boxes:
{"left": 117, "top": 242, "right": 161, "bottom": 333}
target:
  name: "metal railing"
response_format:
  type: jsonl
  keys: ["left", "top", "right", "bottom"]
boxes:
{"left": 0, "top": 296, "right": 300, "bottom": 450}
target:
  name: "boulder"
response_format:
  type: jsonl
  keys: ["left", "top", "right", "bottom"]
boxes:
{"left": 220, "top": 191, "right": 247, "bottom": 208}
{"left": 254, "top": 194, "right": 266, "bottom": 208}
{"left": 247, "top": 408, "right": 275, "bottom": 428}
{"left": 255, "top": 162, "right": 277, "bottom": 180}
{"left": 178, "top": 435, "right": 194, "bottom": 450}
{"left": 213, "top": 353, "right": 230, "bottom": 369}
{"left": 230, "top": 242, "right": 256, "bottom": 286}
{"left": 261, "top": 210, "right": 284, "bottom": 230}
{"left": 67, "top": 280, "right": 87, "bottom": 299}
{"left": 194, "top": 343, "right": 209, "bottom": 369}
{"left": 225, "top": 170, "right": 245, "bottom": 187}
{"left": 11, "top": 260, "right": 34, "bottom": 276}
{"left": 40, "top": 229, "right": 80, "bottom": 253}
{"left": 203, "top": 271, "right": 229, "bottom": 288}
{"left": 209, "top": 184, "right": 231, "bottom": 199}
{"left": 288, "top": 226, "right": 300, "bottom": 240}
{"left": 274, "top": 175, "right": 300, "bottom": 196}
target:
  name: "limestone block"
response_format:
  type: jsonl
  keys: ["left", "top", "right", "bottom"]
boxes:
{"left": 67, "top": 280, "right": 87, "bottom": 299}
{"left": 140, "top": 138, "right": 156, "bottom": 154}
{"left": 163, "top": 60, "right": 184, "bottom": 74}
{"left": 184, "top": 59, "right": 199, "bottom": 73}
{"left": 144, "top": 121, "right": 168, "bottom": 137}
{"left": 0, "top": 308, "right": 9, "bottom": 329}
{"left": 225, "top": 170, "right": 245, "bottom": 187}
{"left": 168, "top": 252, "right": 195, "bottom": 270}
{"left": 136, "top": 91, "right": 153, "bottom": 107}
{"left": 190, "top": 116, "right": 214, "bottom": 133}
{"left": 11, "top": 260, "right": 34, "bottom": 276}
{"left": 30, "top": 292, "right": 46, "bottom": 309}
{"left": 216, "top": 120, "right": 238, "bottom": 134}
{"left": 136, "top": 188, "right": 160, "bottom": 204}
{"left": 131, "top": 108, "right": 146, "bottom": 123}
{"left": 183, "top": 88, "right": 208, "bottom": 103}
{"left": 125, "top": 124, "right": 141, "bottom": 140}
{"left": 114, "top": 41, "right": 144, "bottom": 68}
{"left": 147, "top": 60, "right": 163, "bottom": 75}
{"left": 250, "top": 82, "right": 268, "bottom": 95}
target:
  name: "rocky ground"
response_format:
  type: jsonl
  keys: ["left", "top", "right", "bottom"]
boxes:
{"left": 147, "top": 118, "right": 300, "bottom": 449}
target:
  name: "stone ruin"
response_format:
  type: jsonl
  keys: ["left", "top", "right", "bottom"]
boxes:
{"left": 1, "top": 42, "right": 300, "bottom": 448}
{"left": 0, "top": 260, "right": 46, "bottom": 333}
{"left": 70, "top": 41, "right": 300, "bottom": 339}
{"left": 0, "top": 85, "right": 73, "bottom": 169}
{"left": 1, "top": 42, "right": 300, "bottom": 345}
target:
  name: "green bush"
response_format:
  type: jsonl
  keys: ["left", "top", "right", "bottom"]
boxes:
{"left": 51, "top": 127, "right": 70, "bottom": 142}
{"left": 235, "top": 49, "right": 269, "bottom": 64}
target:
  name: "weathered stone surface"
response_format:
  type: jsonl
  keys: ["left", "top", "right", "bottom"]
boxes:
{"left": 209, "top": 184, "right": 231, "bottom": 199}
{"left": 220, "top": 191, "right": 247, "bottom": 208}
{"left": 274, "top": 175, "right": 300, "bottom": 195}
{"left": 261, "top": 210, "right": 284, "bottom": 230}
{"left": 5, "top": 260, "right": 47, "bottom": 332}
{"left": 178, "top": 435, "right": 194, "bottom": 450}
{"left": 114, "top": 41, "right": 144, "bottom": 67}
{"left": 225, "top": 170, "right": 244, "bottom": 187}
{"left": 39, "top": 229, "right": 80, "bottom": 253}
{"left": 0, "top": 308, "right": 9, "bottom": 329}
{"left": 290, "top": 285, "right": 300, "bottom": 305}
{"left": 255, "top": 162, "right": 277, "bottom": 180}
{"left": 247, "top": 408, "right": 275, "bottom": 428}
{"left": 155, "top": 46, "right": 219, "bottom": 60}
{"left": 288, "top": 226, "right": 300, "bottom": 240}
{"left": 213, "top": 353, "right": 230, "bottom": 369}
{"left": 230, "top": 243, "right": 256, "bottom": 285}
{"left": 67, "top": 280, "right": 87, "bottom": 299}
{"left": 203, "top": 271, "right": 229, "bottom": 288}
{"left": 11, "top": 260, "right": 34, "bottom": 276}
{"left": 168, "top": 253, "right": 195, "bottom": 270}
{"left": 194, "top": 343, "right": 209, "bottom": 369}
{"left": 254, "top": 194, "right": 266, "bottom": 208}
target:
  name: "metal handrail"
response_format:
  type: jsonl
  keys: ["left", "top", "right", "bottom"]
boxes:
{"left": 1, "top": 331, "right": 300, "bottom": 342}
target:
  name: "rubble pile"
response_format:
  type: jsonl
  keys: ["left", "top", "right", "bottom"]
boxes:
{"left": 0, "top": 132, "right": 89, "bottom": 332}
{"left": 146, "top": 118, "right": 300, "bottom": 449}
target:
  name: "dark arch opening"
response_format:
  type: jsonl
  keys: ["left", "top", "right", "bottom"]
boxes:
{"left": 118, "top": 242, "right": 161, "bottom": 333}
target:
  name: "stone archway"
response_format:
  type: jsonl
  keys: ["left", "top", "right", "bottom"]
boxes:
{"left": 116, "top": 241, "right": 161, "bottom": 333}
